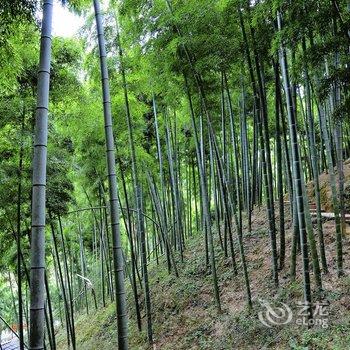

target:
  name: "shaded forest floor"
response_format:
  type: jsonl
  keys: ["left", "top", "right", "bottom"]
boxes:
{"left": 57, "top": 200, "right": 350, "bottom": 349}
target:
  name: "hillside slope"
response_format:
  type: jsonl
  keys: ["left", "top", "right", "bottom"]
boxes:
{"left": 306, "top": 158, "right": 350, "bottom": 212}
{"left": 57, "top": 206, "right": 350, "bottom": 349}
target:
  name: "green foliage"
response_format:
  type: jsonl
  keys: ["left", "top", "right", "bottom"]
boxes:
{"left": 1, "top": 0, "right": 350, "bottom": 347}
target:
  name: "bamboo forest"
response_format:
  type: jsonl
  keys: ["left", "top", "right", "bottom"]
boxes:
{"left": 1, "top": 0, "right": 350, "bottom": 349}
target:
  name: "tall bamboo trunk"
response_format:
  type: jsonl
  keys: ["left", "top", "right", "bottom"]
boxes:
{"left": 58, "top": 215, "right": 76, "bottom": 348}
{"left": 302, "top": 39, "right": 327, "bottom": 273}
{"left": 209, "top": 96, "right": 251, "bottom": 307}
{"left": 273, "top": 61, "right": 285, "bottom": 270}
{"left": 118, "top": 159, "right": 142, "bottom": 330}
{"left": 165, "top": 117, "right": 184, "bottom": 260}
{"left": 153, "top": 97, "right": 172, "bottom": 272}
{"left": 184, "top": 75, "right": 221, "bottom": 312}
{"left": 49, "top": 218, "right": 73, "bottom": 348}
{"left": 114, "top": 13, "right": 142, "bottom": 330}
{"left": 93, "top": 1, "right": 128, "bottom": 347}
{"left": 278, "top": 11, "right": 312, "bottom": 319}
{"left": 29, "top": 1, "right": 53, "bottom": 348}
{"left": 138, "top": 188, "right": 153, "bottom": 344}
{"left": 146, "top": 171, "right": 179, "bottom": 276}
{"left": 318, "top": 103, "right": 343, "bottom": 276}
{"left": 17, "top": 109, "right": 25, "bottom": 350}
